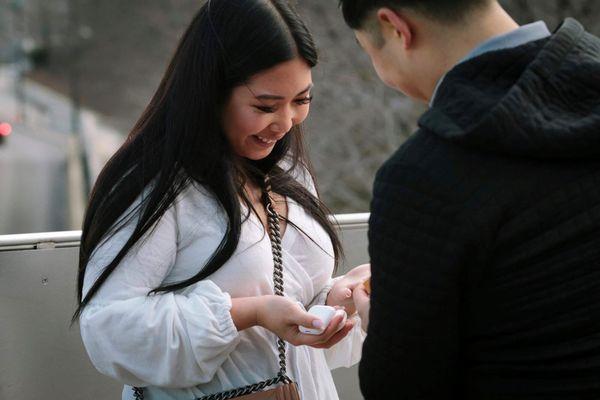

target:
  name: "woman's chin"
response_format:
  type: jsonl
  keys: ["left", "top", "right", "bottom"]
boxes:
{"left": 242, "top": 149, "right": 274, "bottom": 161}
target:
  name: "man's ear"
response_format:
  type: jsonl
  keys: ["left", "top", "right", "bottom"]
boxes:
{"left": 376, "top": 7, "right": 413, "bottom": 49}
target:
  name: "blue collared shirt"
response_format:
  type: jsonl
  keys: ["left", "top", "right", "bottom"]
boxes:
{"left": 429, "top": 21, "right": 551, "bottom": 107}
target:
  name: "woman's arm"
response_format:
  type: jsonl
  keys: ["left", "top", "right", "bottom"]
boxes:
{"left": 230, "top": 297, "right": 262, "bottom": 331}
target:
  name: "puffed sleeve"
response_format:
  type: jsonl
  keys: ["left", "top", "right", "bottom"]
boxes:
{"left": 79, "top": 201, "right": 240, "bottom": 389}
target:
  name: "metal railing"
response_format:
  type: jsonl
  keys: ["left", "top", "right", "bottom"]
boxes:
{"left": 0, "top": 213, "right": 370, "bottom": 252}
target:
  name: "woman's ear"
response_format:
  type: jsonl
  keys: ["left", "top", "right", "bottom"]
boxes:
{"left": 376, "top": 7, "right": 413, "bottom": 49}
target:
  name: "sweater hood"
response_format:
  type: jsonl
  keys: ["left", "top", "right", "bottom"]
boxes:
{"left": 419, "top": 19, "right": 600, "bottom": 159}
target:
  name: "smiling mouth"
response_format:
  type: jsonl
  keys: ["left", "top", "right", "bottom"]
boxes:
{"left": 253, "top": 134, "right": 276, "bottom": 144}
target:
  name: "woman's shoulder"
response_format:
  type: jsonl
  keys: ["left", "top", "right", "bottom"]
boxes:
{"left": 174, "top": 180, "right": 222, "bottom": 212}
{"left": 127, "top": 179, "right": 224, "bottom": 222}
{"left": 172, "top": 180, "right": 228, "bottom": 234}
{"left": 89, "top": 180, "right": 227, "bottom": 266}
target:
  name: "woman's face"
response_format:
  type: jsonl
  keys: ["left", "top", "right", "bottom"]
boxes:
{"left": 223, "top": 57, "right": 313, "bottom": 160}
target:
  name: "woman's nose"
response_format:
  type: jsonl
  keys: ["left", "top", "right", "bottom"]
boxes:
{"left": 270, "top": 108, "right": 295, "bottom": 133}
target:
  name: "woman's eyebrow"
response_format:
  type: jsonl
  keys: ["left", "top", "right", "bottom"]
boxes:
{"left": 255, "top": 83, "right": 313, "bottom": 100}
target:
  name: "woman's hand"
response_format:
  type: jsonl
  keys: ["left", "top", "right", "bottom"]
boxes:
{"left": 326, "top": 263, "right": 371, "bottom": 315}
{"left": 256, "top": 295, "right": 354, "bottom": 349}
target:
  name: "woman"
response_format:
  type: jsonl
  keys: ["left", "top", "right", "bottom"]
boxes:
{"left": 73, "top": 0, "right": 368, "bottom": 399}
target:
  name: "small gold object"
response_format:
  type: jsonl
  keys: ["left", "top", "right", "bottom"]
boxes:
{"left": 363, "top": 278, "right": 371, "bottom": 295}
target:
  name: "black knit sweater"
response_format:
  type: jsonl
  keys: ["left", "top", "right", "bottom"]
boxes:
{"left": 360, "top": 19, "right": 600, "bottom": 399}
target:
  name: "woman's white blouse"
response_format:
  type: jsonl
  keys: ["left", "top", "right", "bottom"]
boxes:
{"left": 79, "top": 174, "right": 365, "bottom": 400}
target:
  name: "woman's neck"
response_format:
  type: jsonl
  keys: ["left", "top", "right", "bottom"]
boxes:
{"left": 244, "top": 182, "right": 263, "bottom": 205}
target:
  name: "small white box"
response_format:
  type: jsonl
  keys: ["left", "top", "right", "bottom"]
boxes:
{"left": 299, "top": 305, "right": 337, "bottom": 335}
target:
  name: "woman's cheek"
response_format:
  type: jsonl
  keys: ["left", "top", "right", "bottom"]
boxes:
{"left": 246, "top": 112, "right": 271, "bottom": 134}
{"left": 297, "top": 106, "right": 310, "bottom": 124}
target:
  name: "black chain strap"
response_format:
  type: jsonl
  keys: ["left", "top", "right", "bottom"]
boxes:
{"left": 133, "top": 178, "right": 292, "bottom": 400}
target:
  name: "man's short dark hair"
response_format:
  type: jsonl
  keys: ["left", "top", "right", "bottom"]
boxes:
{"left": 339, "top": 0, "right": 493, "bottom": 30}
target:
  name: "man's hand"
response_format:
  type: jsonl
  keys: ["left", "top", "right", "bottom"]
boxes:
{"left": 352, "top": 284, "right": 370, "bottom": 332}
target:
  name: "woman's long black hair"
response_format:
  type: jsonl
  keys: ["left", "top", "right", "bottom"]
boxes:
{"left": 72, "top": 0, "right": 343, "bottom": 323}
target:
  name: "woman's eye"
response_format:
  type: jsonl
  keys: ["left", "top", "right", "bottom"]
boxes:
{"left": 254, "top": 105, "right": 276, "bottom": 113}
{"left": 295, "top": 96, "right": 313, "bottom": 105}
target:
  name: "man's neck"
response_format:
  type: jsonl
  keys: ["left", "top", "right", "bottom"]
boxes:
{"left": 423, "top": 2, "right": 519, "bottom": 102}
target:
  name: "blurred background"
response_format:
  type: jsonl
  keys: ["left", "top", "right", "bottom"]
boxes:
{"left": 0, "top": 0, "right": 599, "bottom": 235}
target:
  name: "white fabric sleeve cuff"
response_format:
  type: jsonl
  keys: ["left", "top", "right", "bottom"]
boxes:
{"left": 324, "top": 314, "right": 366, "bottom": 370}
{"left": 307, "top": 276, "right": 344, "bottom": 308}
{"left": 80, "top": 280, "right": 241, "bottom": 388}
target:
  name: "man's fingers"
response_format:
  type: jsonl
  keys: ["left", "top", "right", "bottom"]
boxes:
{"left": 353, "top": 285, "right": 369, "bottom": 305}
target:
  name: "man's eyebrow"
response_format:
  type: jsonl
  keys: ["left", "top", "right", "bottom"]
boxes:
{"left": 255, "top": 83, "right": 314, "bottom": 100}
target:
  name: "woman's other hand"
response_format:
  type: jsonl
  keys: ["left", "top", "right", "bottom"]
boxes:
{"left": 256, "top": 295, "right": 354, "bottom": 349}
{"left": 326, "top": 263, "right": 371, "bottom": 315}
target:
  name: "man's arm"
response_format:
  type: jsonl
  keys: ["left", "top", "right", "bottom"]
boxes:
{"left": 359, "top": 160, "right": 477, "bottom": 399}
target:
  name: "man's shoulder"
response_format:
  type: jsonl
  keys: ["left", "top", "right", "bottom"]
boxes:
{"left": 374, "top": 127, "right": 501, "bottom": 210}
{"left": 378, "top": 129, "right": 477, "bottom": 181}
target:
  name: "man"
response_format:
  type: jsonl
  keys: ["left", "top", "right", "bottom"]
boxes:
{"left": 343, "top": 0, "right": 600, "bottom": 398}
